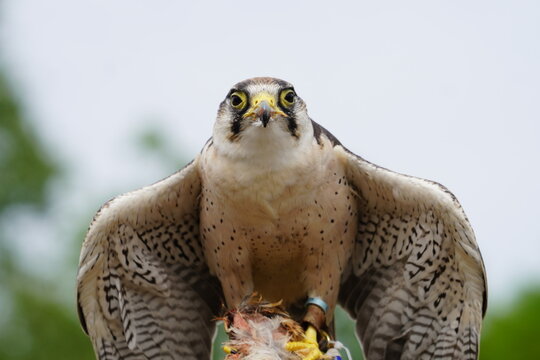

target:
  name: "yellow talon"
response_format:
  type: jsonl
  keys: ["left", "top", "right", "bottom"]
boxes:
{"left": 285, "top": 325, "right": 325, "bottom": 360}
{"left": 223, "top": 345, "right": 237, "bottom": 354}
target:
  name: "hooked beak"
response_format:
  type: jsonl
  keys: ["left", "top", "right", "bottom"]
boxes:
{"left": 259, "top": 102, "right": 271, "bottom": 127}
{"left": 243, "top": 92, "right": 288, "bottom": 127}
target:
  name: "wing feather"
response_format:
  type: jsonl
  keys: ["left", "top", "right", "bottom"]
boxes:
{"left": 77, "top": 158, "right": 223, "bottom": 360}
{"left": 334, "top": 145, "right": 487, "bottom": 360}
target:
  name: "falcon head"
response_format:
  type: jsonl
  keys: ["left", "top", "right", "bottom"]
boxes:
{"left": 212, "top": 77, "right": 314, "bottom": 161}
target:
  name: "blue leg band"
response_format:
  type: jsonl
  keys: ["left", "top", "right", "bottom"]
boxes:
{"left": 305, "top": 297, "right": 329, "bottom": 313}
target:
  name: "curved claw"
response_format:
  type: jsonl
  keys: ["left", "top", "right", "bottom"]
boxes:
{"left": 285, "top": 326, "right": 326, "bottom": 360}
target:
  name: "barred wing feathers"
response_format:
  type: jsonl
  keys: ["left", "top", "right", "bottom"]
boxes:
{"left": 77, "top": 158, "right": 223, "bottom": 360}
{"left": 335, "top": 145, "right": 487, "bottom": 360}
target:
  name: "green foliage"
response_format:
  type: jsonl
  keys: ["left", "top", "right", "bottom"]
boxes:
{"left": 335, "top": 306, "right": 364, "bottom": 359}
{"left": 0, "top": 278, "right": 93, "bottom": 360}
{"left": 480, "top": 288, "right": 540, "bottom": 359}
{"left": 0, "top": 74, "right": 57, "bottom": 212}
{"left": 212, "top": 324, "right": 229, "bottom": 360}
{"left": 0, "top": 71, "right": 90, "bottom": 360}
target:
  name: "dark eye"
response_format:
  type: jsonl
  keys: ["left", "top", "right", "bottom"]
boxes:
{"left": 280, "top": 89, "right": 296, "bottom": 107}
{"left": 231, "top": 95, "right": 242, "bottom": 107}
{"left": 229, "top": 91, "right": 247, "bottom": 110}
{"left": 284, "top": 91, "right": 295, "bottom": 103}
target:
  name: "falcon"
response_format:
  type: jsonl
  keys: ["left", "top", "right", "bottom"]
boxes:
{"left": 77, "top": 77, "right": 487, "bottom": 360}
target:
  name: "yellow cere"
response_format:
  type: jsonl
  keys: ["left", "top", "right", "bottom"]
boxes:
{"left": 250, "top": 92, "right": 276, "bottom": 108}
{"left": 243, "top": 92, "right": 288, "bottom": 118}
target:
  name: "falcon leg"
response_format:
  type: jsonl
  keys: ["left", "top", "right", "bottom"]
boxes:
{"left": 303, "top": 302, "right": 327, "bottom": 331}
{"left": 285, "top": 298, "right": 330, "bottom": 360}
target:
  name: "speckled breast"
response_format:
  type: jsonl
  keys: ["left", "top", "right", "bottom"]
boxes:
{"left": 199, "top": 162, "right": 358, "bottom": 306}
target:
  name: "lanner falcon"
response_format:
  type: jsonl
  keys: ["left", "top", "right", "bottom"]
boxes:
{"left": 77, "top": 77, "right": 487, "bottom": 360}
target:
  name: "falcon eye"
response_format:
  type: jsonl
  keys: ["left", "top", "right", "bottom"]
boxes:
{"left": 229, "top": 91, "right": 247, "bottom": 110}
{"left": 280, "top": 89, "right": 296, "bottom": 108}
{"left": 231, "top": 95, "right": 242, "bottom": 106}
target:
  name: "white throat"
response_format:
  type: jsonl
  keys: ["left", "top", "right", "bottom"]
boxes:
{"left": 212, "top": 119, "right": 315, "bottom": 172}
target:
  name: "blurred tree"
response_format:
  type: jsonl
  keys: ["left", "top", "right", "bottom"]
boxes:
{"left": 0, "top": 72, "right": 94, "bottom": 359}
{"left": 480, "top": 288, "right": 540, "bottom": 359}
{"left": 0, "top": 279, "right": 94, "bottom": 360}
{"left": 0, "top": 73, "right": 56, "bottom": 212}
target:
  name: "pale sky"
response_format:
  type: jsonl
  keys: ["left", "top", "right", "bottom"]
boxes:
{"left": 1, "top": 0, "right": 539, "bottom": 304}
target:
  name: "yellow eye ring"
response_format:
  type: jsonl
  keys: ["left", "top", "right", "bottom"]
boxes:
{"left": 230, "top": 91, "right": 247, "bottom": 110}
{"left": 280, "top": 89, "right": 296, "bottom": 108}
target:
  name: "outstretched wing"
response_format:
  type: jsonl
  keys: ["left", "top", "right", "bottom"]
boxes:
{"left": 335, "top": 146, "right": 487, "bottom": 360}
{"left": 77, "top": 158, "right": 223, "bottom": 360}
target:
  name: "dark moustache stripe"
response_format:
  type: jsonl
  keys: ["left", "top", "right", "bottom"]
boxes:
{"left": 287, "top": 117, "right": 299, "bottom": 139}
